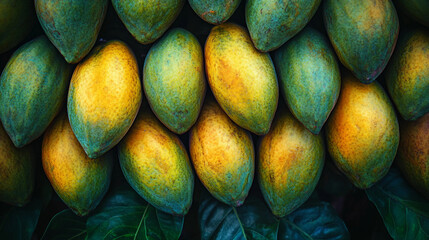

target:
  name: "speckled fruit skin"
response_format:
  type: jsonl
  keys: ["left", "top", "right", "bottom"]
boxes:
{"left": 326, "top": 73, "right": 399, "bottom": 189}
{"left": 42, "top": 112, "right": 114, "bottom": 216}
{"left": 118, "top": 110, "right": 194, "bottom": 215}
{"left": 67, "top": 40, "right": 142, "bottom": 159}
{"left": 112, "top": 0, "right": 185, "bottom": 44}
{"left": 394, "top": 0, "right": 429, "bottom": 27}
{"left": 258, "top": 107, "right": 324, "bottom": 217}
{"left": 189, "top": 0, "right": 241, "bottom": 25}
{"left": 0, "top": 124, "right": 36, "bottom": 207}
{"left": 0, "top": 0, "right": 34, "bottom": 54}
{"left": 385, "top": 28, "right": 429, "bottom": 121}
{"left": 0, "top": 36, "right": 71, "bottom": 148}
{"left": 143, "top": 28, "right": 206, "bottom": 134}
{"left": 35, "top": 0, "right": 108, "bottom": 63}
{"left": 323, "top": 0, "right": 399, "bottom": 83}
{"left": 245, "top": 0, "right": 321, "bottom": 52}
{"left": 274, "top": 27, "right": 340, "bottom": 134}
{"left": 396, "top": 113, "right": 429, "bottom": 199}
{"left": 205, "top": 23, "right": 278, "bottom": 135}
{"left": 189, "top": 97, "right": 254, "bottom": 207}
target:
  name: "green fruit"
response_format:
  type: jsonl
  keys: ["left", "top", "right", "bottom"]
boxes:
{"left": 143, "top": 28, "right": 206, "bottom": 134}
{"left": 246, "top": 0, "right": 321, "bottom": 52}
{"left": 258, "top": 107, "right": 324, "bottom": 217}
{"left": 189, "top": 0, "right": 241, "bottom": 25}
{"left": 35, "top": 0, "right": 108, "bottom": 63}
{"left": 394, "top": 0, "right": 429, "bottom": 27}
{"left": 323, "top": 0, "right": 399, "bottom": 83}
{"left": 0, "top": 36, "right": 71, "bottom": 148}
{"left": 118, "top": 110, "right": 194, "bottom": 215}
{"left": 0, "top": 0, "right": 35, "bottom": 54}
{"left": 0, "top": 123, "right": 36, "bottom": 207}
{"left": 42, "top": 112, "right": 114, "bottom": 216}
{"left": 189, "top": 97, "right": 254, "bottom": 206}
{"left": 274, "top": 27, "right": 340, "bottom": 134}
{"left": 385, "top": 27, "right": 429, "bottom": 121}
{"left": 112, "top": 0, "right": 185, "bottom": 44}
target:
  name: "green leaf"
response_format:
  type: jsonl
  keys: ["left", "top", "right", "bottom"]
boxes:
{"left": 0, "top": 174, "right": 53, "bottom": 240}
{"left": 199, "top": 190, "right": 349, "bottom": 240}
{"left": 366, "top": 168, "right": 429, "bottom": 240}
{"left": 41, "top": 209, "right": 87, "bottom": 240}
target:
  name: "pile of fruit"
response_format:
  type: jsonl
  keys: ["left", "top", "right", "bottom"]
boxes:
{"left": 0, "top": 0, "right": 428, "bottom": 239}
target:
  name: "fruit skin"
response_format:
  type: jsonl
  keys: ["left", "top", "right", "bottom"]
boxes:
{"left": 326, "top": 72, "right": 399, "bottom": 189}
{"left": 68, "top": 40, "right": 142, "bottom": 159}
{"left": 0, "top": 124, "right": 36, "bottom": 207}
{"left": 189, "top": 97, "right": 254, "bottom": 207}
{"left": 35, "top": 0, "right": 108, "bottom": 64}
{"left": 385, "top": 28, "right": 429, "bottom": 121}
{"left": 323, "top": 0, "right": 399, "bottom": 83}
{"left": 205, "top": 23, "right": 278, "bottom": 135}
{"left": 42, "top": 112, "right": 114, "bottom": 216}
{"left": 258, "top": 107, "right": 324, "bottom": 217}
{"left": 394, "top": 0, "right": 429, "bottom": 27}
{"left": 118, "top": 110, "right": 194, "bottom": 215}
{"left": 143, "top": 28, "right": 206, "bottom": 134}
{"left": 111, "top": 0, "right": 185, "bottom": 44}
{"left": 189, "top": 0, "right": 241, "bottom": 25}
{"left": 396, "top": 113, "right": 429, "bottom": 199}
{"left": 0, "top": 0, "right": 34, "bottom": 54}
{"left": 274, "top": 27, "right": 340, "bottom": 134}
{"left": 0, "top": 36, "right": 71, "bottom": 148}
{"left": 246, "top": 0, "right": 321, "bottom": 52}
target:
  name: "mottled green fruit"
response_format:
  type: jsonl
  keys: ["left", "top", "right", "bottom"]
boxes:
{"left": 189, "top": 0, "right": 241, "bottom": 25}
{"left": 0, "top": 36, "right": 71, "bottom": 148}
{"left": 258, "top": 107, "right": 324, "bottom": 217}
{"left": 324, "top": 0, "right": 399, "bottom": 83}
{"left": 143, "top": 28, "right": 206, "bottom": 134}
{"left": 246, "top": 0, "right": 321, "bottom": 52}
{"left": 274, "top": 27, "right": 340, "bottom": 134}
{"left": 394, "top": 0, "right": 429, "bottom": 27}
{"left": 35, "top": 0, "right": 108, "bottom": 63}
{"left": 0, "top": 124, "right": 36, "bottom": 207}
{"left": 0, "top": 0, "right": 35, "bottom": 54}
{"left": 385, "top": 28, "right": 429, "bottom": 120}
{"left": 118, "top": 110, "right": 194, "bottom": 215}
{"left": 112, "top": 0, "right": 185, "bottom": 44}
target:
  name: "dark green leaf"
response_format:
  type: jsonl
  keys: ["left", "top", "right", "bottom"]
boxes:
{"left": 41, "top": 209, "right": 87, "bottom": 240}
{"left": 366, "top": 168, "right": 429, "bottom": 240}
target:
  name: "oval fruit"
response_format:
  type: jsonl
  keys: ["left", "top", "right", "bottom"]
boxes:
{"left": 274, "top": 27, "right": 340, "bottom": 134}
{"left": 0, "top": 123, "right": 36, "bottom": 207}
{"left": 385, "top": 27, "right": 429, "bottom": 121}
{"left": 189, "top": 97, "right": 254, "bottom": 206}
{"left": 143, "top": 28, "right": 206, "bottom": 134}
{"left": 67, "top": 40, "right": 142, "bottom": 159}
{"left": 323, "top": 0, "right": 399, "bottom": 83}
{"left": 258, "top": 107, "right": 324, "bottom": 217}
{"left": 0, "top": 36, "right": 71, "bottom": 148}
{"left": 189, "top": 0, "right": 241, "bottom": 25}
{"left": 42, "top": 112, "right": 114, "bottom": 216}
{"left": 205, "top": 23, "right": 278, "bottom": 135}
{"left": 35, "top": 0, "right": 108, "bottom": 63}
{"left": 246, "top": 0, "right": 321, "bottom": 52}
{"left": 118, "top": 110, "right": 194, "bottom": 215}
{"left": 326, "top": 72, "right": 399, "bottom": 189}
{"left": 112, "top": 0, "right": 185, "bottom": 44}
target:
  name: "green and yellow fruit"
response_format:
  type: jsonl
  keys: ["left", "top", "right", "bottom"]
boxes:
{"left": 323, "top": 0, "right": 399, "bottom": 83}
{"left": 258, "top": 107, "right": 324, "bottom": 217}
{"left": 326, "top": 72, "right": 399, "bottom": 189}
{"left": 189, "top": 97, "right": 254, "bottom": 206}
{"left": 118, "top": 110, "right": 194, "bottom": 215}
{"left": 385, "top": 27, "right": 429, "bottom": 121}
{"left": 112, "top": 0, "right": 185, "bottom": 44}
{"left": 274, "top": 27, "right": 340, "bottom": 134}
{"left": 68, "top": 40, "right": 142, "bottom": 159}
{"left": 205, "top": 23, "right": 278, "bottom": 135}
{"left": 42, "top": 112, "right": 114, "bottom": 216}
{"left": 189, "top": 0, "right": 241, "bottom": 25}
{"left": 143, "top": 28, "right": 206, "bottom": 134}
{"left": 0, "top": 36, "right": 71, "bottom": 148}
